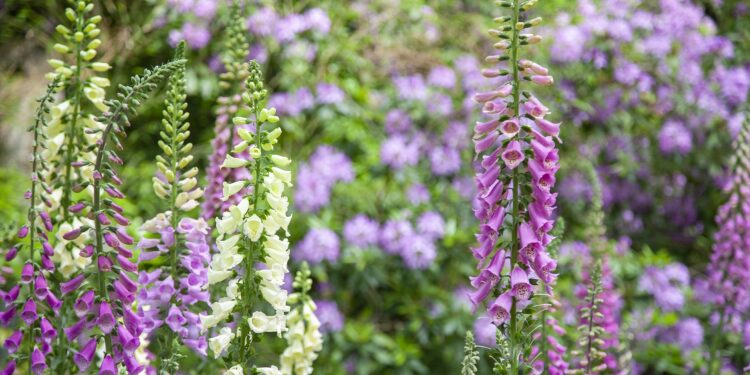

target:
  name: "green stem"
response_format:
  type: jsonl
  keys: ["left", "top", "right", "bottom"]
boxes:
{"left": 508, "top": 0, "right": 522, "bottom": 372}
{"left": 706, "top": 310, "right": 726, "bottom": 375}
{"left": 161, "top": 73, "right": 184, "bottom": 375}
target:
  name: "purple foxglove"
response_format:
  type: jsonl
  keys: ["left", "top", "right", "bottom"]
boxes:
{"left": 64, "top": 318, "right": 87, "bottom": 341}
{"left": 501, "top": 140, "right": 525, "bottom": 169}
{"left": 510, "top": 267, "right": 532, "bottom": 300}
{"left": 40, "top": 317, "right": 57, "bottom": 340}
{"left": 73, "top": 338, "right": 97, "bottom": 371}
{"left": 74, "top": 290, "right": 95, "bottom": 317}
{"left": 487, "top": 291, "right": 513, "bottom": 325}
{"left": 30, "top": 346, "right": 46, "bottom": 375}
{"left": 60, "top": 273, "right": 85, "bottom": 295}
{"left": 21, "top": 298, "right": 38, "bottom": 324}
{"left": 99, "top": 355, "right": 116, "bottom": 375}
{"left": 3, "top": 330, "right": 22, "bottom": 354}
{"left": 116, "top": 323, "right": 139, "bottom": 354}
{"left": 468, "top": 2, "right": 561, "bottom": 372}
{"left": 98, "top": 301, "right": 115, "bottom": 334}
{"left": 21, "top": 263, "right": 34, "bottom": 283}
{"left": 3, "top": 285, "right": 19, "bottom": 303}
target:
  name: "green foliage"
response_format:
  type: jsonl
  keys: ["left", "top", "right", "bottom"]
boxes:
{"left": 461, "top": 331, "right": 480, "bottom": 375}
{"left": 569, "top": 261, "right": 607, "bottom": 374}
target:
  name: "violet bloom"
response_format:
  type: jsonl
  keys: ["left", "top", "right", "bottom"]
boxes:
{"left": 380, "top": 135, "right": 420, "bottom": 170}
{"left": 473, "top": 317, "right": 497, "bottom": 347}
{"left": 427, "top": 65, "right": 457, "bottom": 89}
{"left": 407, "top": 183, "right": 430, "bottom": 204}
{"left": 343, "top": 215, "right": 380, "bottom": 248}
{"left": 30, "top": 346, "right": 46, "bottom": 374}
{"left": 658, "top": 119, "right": 693, "bottom": 155}
{"left": 702, "top": 120, "right": 750, "bottom": 333}
{"left": 385, "top": 109, "right": 412, "bottom": 135}
{"left": 416, "top": 211, "right": 445, "bottom": 240}
{"left": 316, "top": 83, "right": 346, "bottom": 104}
{"left": 400, "top": 234, "right": 437, "bottom": 269}
{"left": 295, "top": 146, "right": 354, "bottom": 213}
{"left": 380, "top": 220, "right": 414, "bottom": 255}
{"left": 393, "top": 74, "right": 428, "bottom": 102}
{"left": 429, "top": 146, "right": 461, "bottom": 176}
{"left": 293, "top": 228, "right": 340, "bottom": 264}
{"left": 314, "top": 299, "right": 344, "bottom": 333}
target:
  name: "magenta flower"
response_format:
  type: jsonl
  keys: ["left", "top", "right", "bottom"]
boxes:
{"left": 510, "top": 267, "right": 532, "bottom": 301}
{"left": 73, "top": 338, "right": 97, "bottom": 371}
{"left": 488, "top": 291, "right": 513, "bottom": 325}
{"left": 98, "top": 301, "right": 115, "bottom": 334}
{"left": 30, "top": 346, "right": 46, "bottom": 375}
{"left": 3, "top": 330, "right": 22, "bottom": 353}
{"left": 501, "top": 141, "right": 525, "bottom": 169}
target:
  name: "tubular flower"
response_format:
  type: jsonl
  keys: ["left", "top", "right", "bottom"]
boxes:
{"left": 62, "top": 60, "right": 184, "bottom": 371}
{"left": 135, "top": 41, "right": 210, "bottom": 372}
{"left": 279, "top": 263, "right": 323, "bottom": 375}
{"left": 569, "top": 161, "right": 621, "bottom": 374}
{"left": 703, "top": 115, "right": 750, "bottom": 372}
{"left": 44, "top": 0, "right": 110, "bottom": 223}
{"left": 0, "top": 81, "right": 60, "bottom": 373}
{"left": 468, "top": 0, "right": 561, "bottom": 372}
{"left": 201, "top": 4, "right": 253, "bottom": 220}
{"left": 203, "top": 61, "right": 294, "bottom": 371}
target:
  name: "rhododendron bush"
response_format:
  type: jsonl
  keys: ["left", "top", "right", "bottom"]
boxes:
{"left": 0, "top": 0, "right": 748, "bottom": 374}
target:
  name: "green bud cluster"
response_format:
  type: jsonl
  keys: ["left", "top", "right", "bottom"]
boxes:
{"left": 153, "top": 42, "right": 202, "bottom": 212}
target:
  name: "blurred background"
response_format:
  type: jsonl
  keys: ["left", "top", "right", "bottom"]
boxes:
{"left": 1, "top": 0, "right": 749, "bottom": 373}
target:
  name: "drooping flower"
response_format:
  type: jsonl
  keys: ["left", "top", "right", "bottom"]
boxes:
{"left": 468, "top": 3, "right": 562, "bottom": 371}
{"left": 204, "top": 60, "right": 294, "bottom": 370}
{"left": 0, "top": 81, "right": 60, "bottom": 373}
{"left": 702, "top": 115, "right": 750, "bottom": 369}
{"left": 61, "top": 57, "right": 184, "bottom": 370}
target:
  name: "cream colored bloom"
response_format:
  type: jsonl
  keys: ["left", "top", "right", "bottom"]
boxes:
{"left": 243, "top": 214, "right": 264, "bottom": 242}
{"left": 222, "top": 181, "right": 245, "bottom": 200}
{"left": 209, "top": 327, "right": 235, "bottom": 357}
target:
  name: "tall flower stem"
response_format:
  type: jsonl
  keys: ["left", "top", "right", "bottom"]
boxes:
{"left": 61, "top": 8, "right": 85, "bottom": 220}
{"left": 90, "top": 60, "right": 184, "bottom": 353}
{"left": 706, "top": 310, "right": 726, "bottom": 375}
{"left": 508, "top": 0, "right": 523, "bottom": 371}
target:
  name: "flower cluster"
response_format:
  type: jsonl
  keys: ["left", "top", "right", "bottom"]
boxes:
{"left": 638, "top": 263, "right": 690, "bottom": 312}
{"left": 201, "top": 4, "right": 252, "bottom": 221}
{"left": 380, "top": 212, "right": 445, "bottom": 270}
{"left": 1, "top": 81, "right": 61, "bottom": 375}
{"left": 381, "top": 68, "right": 471, "bottom": 176}
{"left": 702, "top": 115, "right": 750, "bottom": 371}
{"left": 46, "top": 0, "right": 109, "bottom": 274}
{"left": 295, "top": 145, "right": 354, "bottom": 213}
{"left": 552, "top": 0, "right": 750, "bottom": 248}
{"left": 202, "top": 61, "right": 294, "bottom": 372}
{"left": 163, "top": 0, "right": 216, "bottom": 49}
{"left": 468, "top": 2, "right": 560, "bottom": 371}
{"left": 60, "top": 60, "right": 184, "bottom": 373}
{"left": 278, "top": 263, "right": 323, "bottom": 375}
{"left": 135, "top": 42, "right": 211, "bottom": 371}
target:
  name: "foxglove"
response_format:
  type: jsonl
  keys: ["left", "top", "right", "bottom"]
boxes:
{"left": 202, "top": 60, "right": 294, "bottom": 373}
{"left": 135, "top": 42, "right": 210, "bottom": 372}
{"left": 201, "top": 3, "right": 253, "bottom": 220}
{"left": 279, "top": 263, "right": 322, "bottom": 375}
{"left": 45, "top": 0, "right": 112, "bottom": 287}
{"left": 0, "top": 81, "right": 60, "bottom": 374}
{"left": 468, "top": 0, "right": 561, "bottom": 372}
{"left": 62, "top": 60, "right": 184, "bottom": 372}
{"left": 704, "top": 115, "right": 750, "bottom": 374}
{"left": 569, "top": 161, "right": 621, "bottom": 374}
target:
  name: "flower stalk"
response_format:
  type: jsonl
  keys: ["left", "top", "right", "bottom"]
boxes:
{"left": 469, "top": 0, "right": 560, "bottom": 373}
